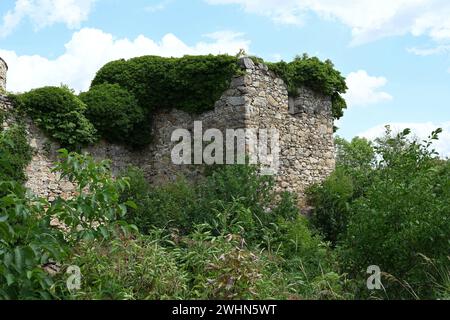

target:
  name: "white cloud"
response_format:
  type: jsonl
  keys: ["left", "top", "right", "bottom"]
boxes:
{"left": 344, "top": 70, "right": 393, "bottom": 107}
{"left": 0, "top": 28, "right": 250, "bottom": 93}
{"left": 407, "top": 45, "right": 450, "bottom": 56}
{"left": 359, "top": 121, "right": 450, "bottom": 158}
{"left": 0, "top": 0, "right": 97, "bottom": 38}
{"left": 205, "top": 0, "right": 450, "bottom": 45}
{"left": 145, "top": 0, "right": 173, "bottom": 13}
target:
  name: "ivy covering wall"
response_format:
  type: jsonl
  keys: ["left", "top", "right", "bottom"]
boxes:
{"left": 252, "top": 54, "right": 348, "bottom": 120}
{"left": 13, "top": 54, "right": 347, "bottom": 148}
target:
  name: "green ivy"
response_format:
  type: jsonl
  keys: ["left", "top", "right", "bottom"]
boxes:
{"left": 79, "top": 84, "right": 146, "bottom": 145}
{"left": 258, "top": 54, "right": 348, "bottom": 120}
{"left": 15, "top": 53, "right": 347, "bottom": 148}
{"left": 92, "top": 54, "right": 240, "bottom": 114}
{"left": 89, "top": 54, "right": 241, "bottom": 147}
{"left": 14, "top": 87, "right": 98, "bottom": 150}
{"left": 0, "top": 121, "right": 33, "bottom": 184}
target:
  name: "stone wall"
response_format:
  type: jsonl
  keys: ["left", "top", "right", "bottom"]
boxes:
{"left": 0, "top": 57, "right": 336, "bottom": 205}
{"left": 239, "top": 59, "right": 336, "bottom": 201}
{"left": 0, "top": 58, "right": 7, "bottom": 92}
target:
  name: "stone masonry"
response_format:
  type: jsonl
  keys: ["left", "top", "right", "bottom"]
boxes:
{"left": 0, "top": 57, "right": 336, "bottom": 205}
{"left": 0, "top": 57, "right": 7, "bottom": 92}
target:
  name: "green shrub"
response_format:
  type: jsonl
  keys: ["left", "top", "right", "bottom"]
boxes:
{"left": 92, "top": 55, "right": 240, "bottom": 114}
{"left": 307, "top": 168, "right": 354, "bottom": 244}
{"left": 307, "top": 136, "right": 375, "bottom": 244}
{"left": 194, "top": 165, "right": 299, "bottom": 236}
{"left": 16, "top": 87, "right": 97, "bottom": 149}
{"left": 174, "top": 225, "right": 286, "bottom": 300}
{"left": 79, "top": 84, "right": 145, "bottom": 145}
{"left": 0, "top": 123, "right": 33, "bottom": 184}
{"left": 265, "top": 54, "right": 348, "bottom": 120}
{"left": 338, "top": 129, "right": 450, "bottom": 298}
{"left": 68, "top": 236, "right": 188, "bottom": 300}
{"left": 119, "top": 167, "right": 197, "bottom": 234}
{"left": 121, "top": 165, "right": 299, "bottom": 244}
{"left": 0, "top": 150, "right": 138, "bottom": 299}
{"left": 0, "top": 181, "right": 67, "bottom": 299}
{"left": 48, "top": 150, "right": 137, "bottom": 243}
{"left": 335, "top": 136, "right": 375, "bottom": 197}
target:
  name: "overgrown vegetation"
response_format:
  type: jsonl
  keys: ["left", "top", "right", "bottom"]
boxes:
{"left": 1, "top": 125, "right": 448, "bottom": 300}
{"left": 13, "top": 87, "right": 98, "bottom": 149}
{"left": 0, "top": 147, "right": 349, "bottom": 300}
{"left": 11, "top": 53, "right": 348, "bottom": 148}
{"left": 308, "top": 127, "right": 450, "bottom": 299}
{"left": 0, "top": 151, "right": 135, "bottom": 299}
{"left": 253, "top": 54, "right": 348, "bottom": 120}
{"left": 89, "top": 55, "right": 241, "bottom": 146}
{"left": 0, "top": 118, "right": 32, "bottom": 184}
{"left": 2, "top": 52, "right": 448, "bottom": 300}
{"left": 79, "top": 84, "right": 145, "bottom": 145}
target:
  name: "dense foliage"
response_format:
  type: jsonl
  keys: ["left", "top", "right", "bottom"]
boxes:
{"left": 0, "top": 148, "right": 348, "bottom": 300}
{"left": 117, "top": 164, "right": 349, "bottom": 300}
{"left": 87, "top": 55, "right": 241, "bottom": 146}
{"left": 0, "top": 120, "right": 32, "bottom": 184}
{"left": 0, "top": 150, "right": 135, "bottom": 299}
{"left": 308, "top": 127, "right": 450, "bottom": 299}
{"left": 1, "top": 125, "right": 448, "bottom": 299}
{"left": 79, "top": 84, "right": 145, "bottom": 144}
{"left": 3, "top": 52, "right": 448, "bottom": 300}
{"left": 120, "top": 165, "right": 301, "bottom": 246}
{"left": 12, "top": 53, "right": 348, "bottom": 148}
{"left": 91, "top": 55, "right": 241, "bottom": 114}
{"left": 15, "top": 87, "right": 97, "bottom": 149}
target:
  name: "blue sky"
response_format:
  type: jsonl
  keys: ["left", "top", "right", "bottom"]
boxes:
{"left": 1, "top": 0, "right": 449, "bottom": 156}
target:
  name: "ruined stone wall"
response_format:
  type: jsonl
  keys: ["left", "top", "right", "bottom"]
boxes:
{"left": 0, "top": 57, "right": 336, "bottom": 205}
{"left": 0, "top": 58, "right": 7, "bottom": 92}
{"left": 238, "top": 59, "right": 336, "bottom": 202}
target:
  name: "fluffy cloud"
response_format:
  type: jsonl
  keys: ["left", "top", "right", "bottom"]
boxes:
{"left": 359, "top": 121, "right": 450, "bottom": 158}
{"left": 0, "top": 0, "right": 97, "bottom": 37}
{"left": 343, "top": 70, "right": 393, "bottom": 107}
{"left": 205, "top": 0, "right": 450, "bottom": 45}
{"left": 0, "top": 28, "right": 250, "bottom": 93}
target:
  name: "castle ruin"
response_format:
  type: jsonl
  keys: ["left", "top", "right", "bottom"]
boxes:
{"left": 0, "top": 56, "right": 336, "bottom": 205}
{"left": 0, "top": 57, "right": 7, "bottom": 92}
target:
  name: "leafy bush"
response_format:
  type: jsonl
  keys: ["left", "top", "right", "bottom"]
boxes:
{"left": 0, "top": 150, "right": 136, "bottom": 299}
{"left": 308, "top": 137, "right": 375, "bottom": 244}
{"left": 16, "top": 87, "right": 97, "bottom": 149}
{"left": 339, "top": 129, "right": 450, "bottom": 298}
{"left": 194, "top": 165, "right": 279, "bottom": 230}
{"left": 0, "top": 123, "right": 33, "bottom": 184}
{"left": 120, "top": 167, "right": 197, "bottom": 234}
{"left": 307, "top": 168, "right": 354, "bottom": 244}
{"left": 309, "top": 126, "right": 450, "bottom": 299}
{"left": 68, "top": 236, "right": 188, "bottom": 300}
{"left": 0, "top": 181, "right": 67, "bottom": 299}
{"left": 335, "top": 136, "right": 375, "bottom": 196}
{"left": 48, "top": 150, "right": 137, "bottom": 243}
{"left": 265, "top": 54, "right": 348, "bottom": 120}
{"left": 79, "top": 84, "right": 145, "bottom": 145}
{"left": 173, "top": 225, "right": 287, "bottom": 300}
{"left": 92, "top": 55, "right": 240, "bottom": 114}
{"left": 122, "top": 164, "right": 299, "bottom": 245}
